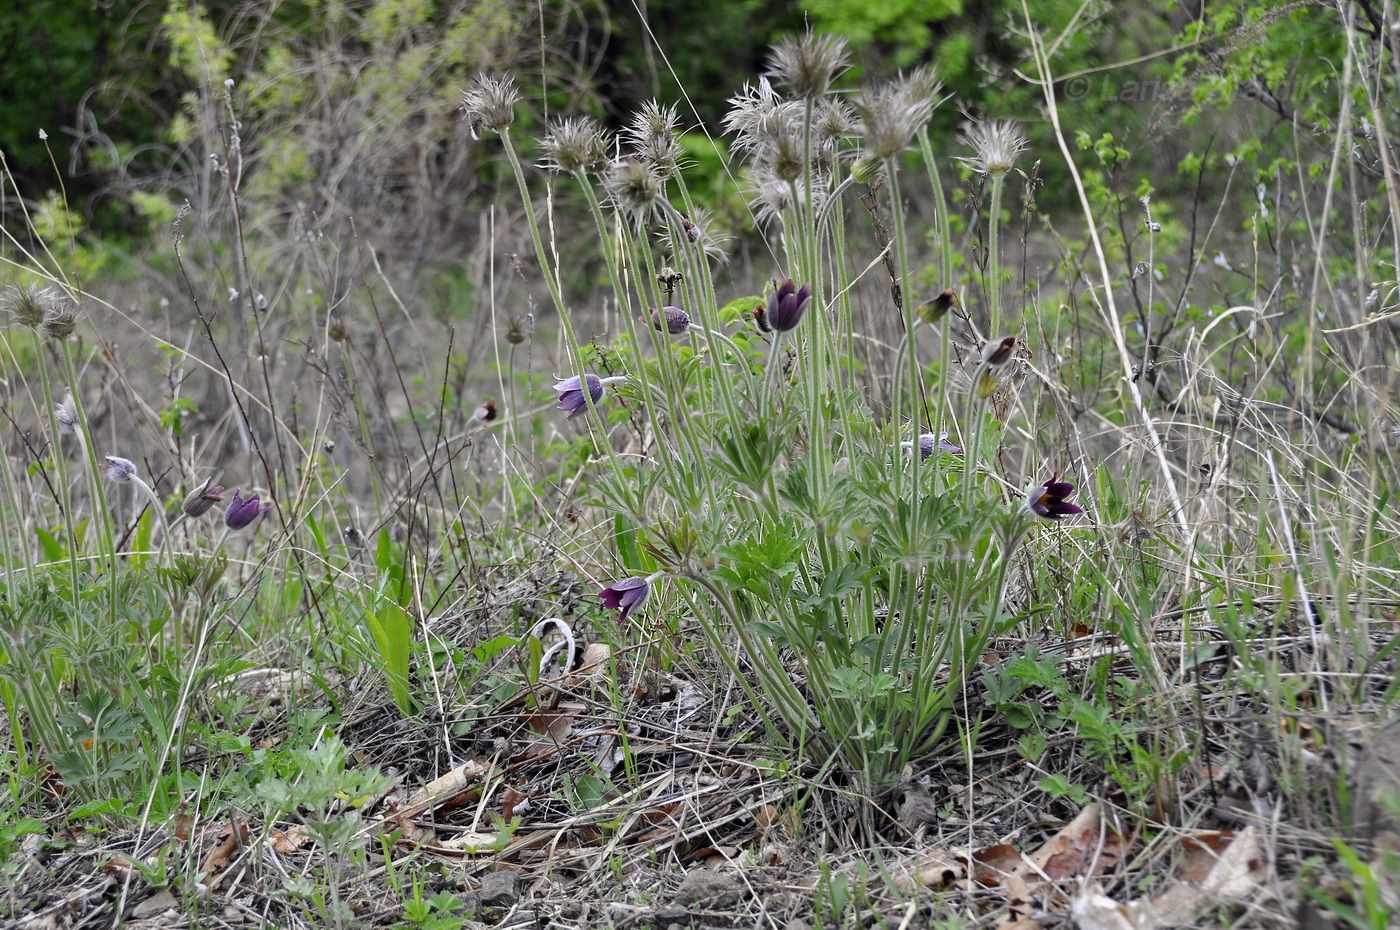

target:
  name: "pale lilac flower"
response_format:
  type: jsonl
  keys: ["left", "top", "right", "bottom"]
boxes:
{"left": 553, "top": 374, "right": 605, "bottom": 420}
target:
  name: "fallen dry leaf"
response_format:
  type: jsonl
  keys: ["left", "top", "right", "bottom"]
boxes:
{"left": 271, "top": 825, "right": 312, "bottom": 855}
{"left": 890, "top": 847, "right": 966, "bottom": 893}
{"left": 199, "top": 819, "right": 248, "bottom": 881}
{"left": 1143, "top": 825, "right": 1265, "bottom": 926}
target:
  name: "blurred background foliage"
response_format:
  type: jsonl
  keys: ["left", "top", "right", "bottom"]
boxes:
{"left": 0, "top": 0, "right": 1355, "bottom": 262}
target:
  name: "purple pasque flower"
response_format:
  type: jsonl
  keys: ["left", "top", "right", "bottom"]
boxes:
{"left": 918, "top": 432, "right": 962, "bottom": 459}
{"left": 766, "top": 279, "right": 812, "bottom": 333}
{"left": 599, "top": 576, "right": 650, "bottom": 622}
{"left": 102, "top": 455, "right": 138, "bottom": 483}
{"left": 224, "top": 488, "right": 271, "bottom": 531}
{"left": 553, "top": 374, "right": 606, "bottom": 420}
{"left": 1026, "top": 476, "right": 1083, "bottom": 521}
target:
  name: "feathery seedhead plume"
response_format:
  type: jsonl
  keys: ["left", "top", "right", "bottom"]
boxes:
{"left": 459, "top": 73, "right": 520, "bottom": 139}
{"left": 553, "top": 374, "right": 606, "bottom": 420}
{"left": 855, "top": 66, "right": 940, "bottom": 160}
{"left": 541, "top": 116, "right": 610, "bottom": 174}
{"left": 225, "top": 488, "right": 271, "bottom": 530}
{"left": 603, "top": 158, "right": 663, "bottom": 217}
{"left": 813, "top": 97, "right": 857, "bottom": 171}
{"left": 182, "top": 478, "right": 225, "bottom": 518}
{"left": 663, "top": 210, "right": 732, "bottom": 264}
{"left": 626, "top": 101, "right": 684, "bottom": 179}
{"left": 768, "top": 31, "right": 850, "bottom": 100}
{"left": 102, "top": 455, "right": 137, "bottom": 483}
{"left": 2, "top": 283, "right": 62, "bottom": 327}
{"left": 53, "top": 391, "right": 78, "bottom": 436}
{"left": 41, "top": 300, "right": 80, "bottom": 341}
{"left": 649, "top": 306, "right": 692, "bottom": 335}
{"left": 958, "top": 118, "right": 1027, "bottom": 177}
{"left": 724, "top": 78, "right": 803, "bottom": 160}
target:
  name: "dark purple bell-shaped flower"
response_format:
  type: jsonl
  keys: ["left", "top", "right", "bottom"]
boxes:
{"left": 766, "top": 279, "right": 812, "bottom": 333}
{"left": 599, "top": 576, "right": 650, "bottom": 622}
{"left": 553, "top": 374, "right": 605, "bottom": 420}
{"left": 1026, "top": 477, "right": 1083, "bottom": 521}
{"left": 225, "top": 488, "right": 271, "bottom": 531}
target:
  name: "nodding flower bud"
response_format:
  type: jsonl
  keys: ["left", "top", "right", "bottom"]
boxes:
{"left": 753, "top": 302, "right": 772, "bottom": 334}
{"left": 917, "top": 289, "right": 958, "bottom": 326}
{"left": 459, "top": 73, "right": 520, "bottom": 140}
{"left": 766, "top": 279, "right": 812, "bottom": 333}
{"left": 224, "top": 488, "right": 271, "bottom": 531}
{"left": 102, "top": 455, "right": 138, "bottom": 484}
{"left": 53, "top": 391, "right": 78, "bottom": 436}
{"left": 182, "top": 478, "right": 225, "bottom": 518}
{"left": 470, "top": 400, "right": 498, "bottom": 424}
{"left": 649, "top": 306, "right": 691, "bottom": 335}
{"left": 981, "top": 335, "right": 1017, "bottom": 367}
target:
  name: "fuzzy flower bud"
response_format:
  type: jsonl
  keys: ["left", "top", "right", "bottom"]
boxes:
{"left": 182, "top": 478, "right": 224, "bottom": 518}
{"left": 981, "top": 335, "right": 1017, "bottom": 367}
{"left": 53, "top": 391, "right": 78, "bottom": 436}
{"left": 102, "top": 455, "right": 138, "bottom": 483}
